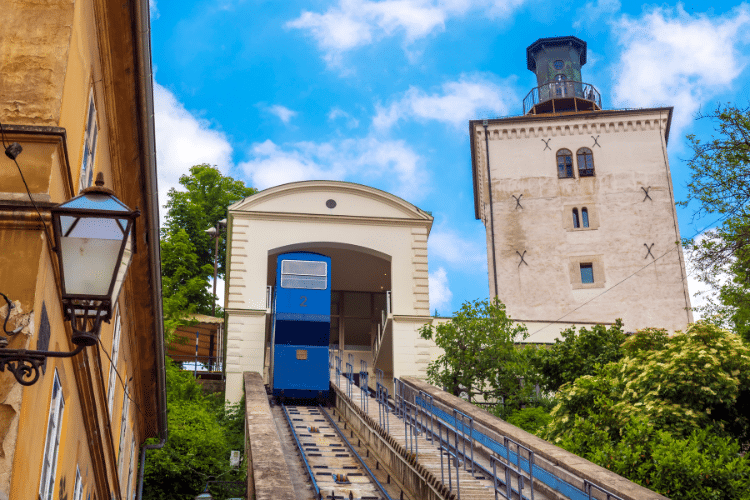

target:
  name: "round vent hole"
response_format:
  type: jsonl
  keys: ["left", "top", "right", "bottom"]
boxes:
{"left": 326, "top": 199, "right": 337, "bottom": 209}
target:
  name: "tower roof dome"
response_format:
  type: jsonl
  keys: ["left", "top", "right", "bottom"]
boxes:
{"left": 526, "top": 36, "right": 587, "bottom": 72}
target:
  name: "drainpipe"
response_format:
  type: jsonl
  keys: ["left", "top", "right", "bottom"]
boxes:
{"left": 483, "top": 122, "right": 499, "bottom": 298}
{"left": 134, "top": 0, "right": 168, "bottom": 497}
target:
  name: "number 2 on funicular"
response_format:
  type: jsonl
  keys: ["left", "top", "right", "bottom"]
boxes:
{"left": 300, "top": 295, "right": 307, "bottom": 307}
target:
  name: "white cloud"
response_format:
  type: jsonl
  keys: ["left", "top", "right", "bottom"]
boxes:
{"left": 373, "top": 75, "right": 517, "bottom": 130}
{"left": 428, "top": 226, "right": 485, "bottom": 268}
{"left": 573, "top": 0, "right": 620, "bottom": 30}
{"left": 238, "top": 136, "right": 426, "bottom": 200}
{"left": 328, "top": 107, "right": 360, "bottom": 128}
{"left": 153, "top": 82, "right": 234, "bottom": 223}
{"left": 429, "top": 267, "right": 452, "bottom": 314}
{"left": 149, "top": 0, "right": 159, "bottom": 19}
{"left": 287, "top": 0, "right": 528, "bottom": 65}
{"left": 610, "top": 5, "right": 750, "bottom": 135}
{"left": 268, "top": 105, "right": 298, "bottom": 124}
{"left": 684, "top": 232, "right": 731, "bottom": 321}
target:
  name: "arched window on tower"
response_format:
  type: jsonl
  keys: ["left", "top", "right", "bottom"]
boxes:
{"left": 572, "top": 208, "right": 580, "bottom": 228}
{"left": 557, "top": 149, "right": 574, "bottom": 178}
{"left": 577, "top": 147, "right": 595, "bottom": 177}
{"left": 581, "top": 207, "right": 589, "bottom": 228}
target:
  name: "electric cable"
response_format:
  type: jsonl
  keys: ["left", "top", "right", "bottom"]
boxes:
{"left": 528, "top": 202, "right": 747, "bottom": 337}
{"left": 0, "top": 121, "right": 53, "bottom": 241}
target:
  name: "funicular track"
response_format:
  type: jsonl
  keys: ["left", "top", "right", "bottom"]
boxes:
{"left": 279, "top": 402, "right": 406, "bottom": 500}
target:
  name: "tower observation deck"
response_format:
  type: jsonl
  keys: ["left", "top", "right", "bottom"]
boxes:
{"left": 523, "top": 36, "right": 602, "bottom": 114}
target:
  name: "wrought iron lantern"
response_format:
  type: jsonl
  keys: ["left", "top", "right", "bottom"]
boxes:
{"left": 50, "top": 173, "right": 140, "bottom": 346}
{"left": 0, "top": 173, "right": 139, "bottom": 385}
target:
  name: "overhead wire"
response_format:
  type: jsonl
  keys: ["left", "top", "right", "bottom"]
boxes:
{"left": 528, "top": 200, "right": 746, "bottom": 337}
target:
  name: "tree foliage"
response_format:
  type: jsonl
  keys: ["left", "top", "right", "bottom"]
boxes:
{"left": 419, "top": 298, "right": 531, "bottom": 405}
{"left": 543, "top": 323, "right": 750, "bottom": 499}
{"left": 143, "top": 359, "right": 245, "bottom": 500}
{"left": 160, "top": 164, "right": 256, "bottom": 322}
{"left": 530, "top": 320, "right": 626, "bottom": 392}
{"left": 162, "top": 164, "right": 256, "bottom": 279}
{"left": 682, "top": 105, "right": 750, "bottom": 343}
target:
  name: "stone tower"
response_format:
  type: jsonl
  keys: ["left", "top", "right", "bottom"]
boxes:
{"left": 469, "top": 36, "right": 692, "bottom": 336}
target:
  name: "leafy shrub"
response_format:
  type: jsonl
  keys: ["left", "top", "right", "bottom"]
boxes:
{"left": 506, "top": 407, "right": 552, "bottom": 436}
{"left": 530, "top": 320, "right": 626, "bottom": 392}
{"left": 562, "top": 416, "right": 750, "bottom": 500}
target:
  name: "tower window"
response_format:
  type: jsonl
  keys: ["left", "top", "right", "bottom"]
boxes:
{"left": 581, "top": 207, "right": 589, "bottom": 228}
{"left": 572, "top": 208, "right": 580, "bottom": 228}
{"left": 580, "top": 263, "right": 594, "bottom": 284}
{"left": 577, "top": 147, "right": 595, "bottom": 177}
{"left": 554, "top": 60, "right": 564, "bottom": 70}
{"left": 557, "top": 149, "right": 574, "bottom": 178}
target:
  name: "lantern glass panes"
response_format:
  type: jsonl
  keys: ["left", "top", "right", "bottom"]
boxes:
{"left": 52, "top": 184, "right": 137, "bottom": 324}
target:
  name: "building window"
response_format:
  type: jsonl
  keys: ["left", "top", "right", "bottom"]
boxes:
{"left": 572, "top": 208, "right": 580, "bottom": 228}
{"left": 117, "top": 385, "right": 130, "bottom": 477}
{"left": 581, "top": 207, "right": 589, "bottom": 228}
{"left": 39, "top": 370, "right": 65, "bottom": 500}
{"left": 126, "top": 437, "right": 136, "bottom": 500}
{"left": 79, "top": 92, "right": 99, "bottom": 192}
{"left": 73, "top": 467, "right": 83, "bottom": 500}
{"left": 580, "top": 263, "right": 594, "bottom": 284}
{"left": 577, "top": 147, "right": 595, "bottom": 177}
{"left": 557, "top": 149, "right": 574, "bottom": 178}
{"left": 107, "top": 307, "right": 122, "bottom": 417}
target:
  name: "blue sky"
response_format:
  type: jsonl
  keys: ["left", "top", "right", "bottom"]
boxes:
{"left": 149, "top": 0, "right": 750, "bottom": 316}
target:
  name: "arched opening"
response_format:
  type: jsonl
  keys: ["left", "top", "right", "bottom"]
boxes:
{"left": 267, "top": 242, "right": 392, "bottom": 363}
{"left": 572, "top": 208, "right": 580, "bottom": 228}
{"left": 577, "top": 147, "right": 595, "bottom": 177}
{"left": 582, "top": 207, "right": 589, "bottom": 228}
{"left": 557, "top": 149, "right": 574, "bottom": 178}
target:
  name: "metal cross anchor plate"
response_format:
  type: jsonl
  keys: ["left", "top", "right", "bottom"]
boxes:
{"left": 541, "top": 138, "right": 551, "bottom": 150}
{"left": 516, "top": 250, "right": 528, "bottom": 267}
{"left": 512, "top": 194, "right": 523, "bottom": 209}
{"left": 641, "top": 186, "right": 652, "bottom": 201}
{"left": 644, "top": 243, "right": 655, "bottom": 259}
{"left": 591, "top": 135, "right": 601, "bottom": 148}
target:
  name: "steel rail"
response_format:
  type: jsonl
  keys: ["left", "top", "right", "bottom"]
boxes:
{"left": 281, "top": 403, "right": 322, "bottom": 500}
{"left": 318, "top": 403, "right": 395, "bottom": 500}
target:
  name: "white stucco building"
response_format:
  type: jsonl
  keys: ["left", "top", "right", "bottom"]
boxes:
{"left": 469, "top": 36, "right": 693, "bottom": 338}
{"left": 223, "top": 181, "right": 442, "bottom": 403}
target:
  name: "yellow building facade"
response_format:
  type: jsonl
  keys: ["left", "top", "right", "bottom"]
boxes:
{"left": 0, "top": 1, "right": 166, "bottom": 500}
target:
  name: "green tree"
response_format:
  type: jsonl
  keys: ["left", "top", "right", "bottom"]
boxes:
{"left": 162, "top": 164, "right": 256, "bottom": 279}
{"left": 160, "top": 164, "right": 256, "bottom": 320}
{"left": 143, "top": 359, "right": 246, "bottom": 500}
{"left": 530, "top": 320, "right": 626, "bottom": 392}
{"left": 418, "top": 298, "right": 531, "bottom": 405}
{"left": 682, "top": 105, "right": 750, "bottom": 343}
{"left": 543, "top": 323, "right": 750, "bottom": 499}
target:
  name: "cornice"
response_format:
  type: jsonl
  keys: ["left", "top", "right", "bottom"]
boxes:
{"left": 229, "top": 210, "right": 434, "bottom": 228}
{"left": 225, "top": 308, "right": 267, "bottom": 317}
{"left": 392, "top": 314, "right": 434, "bottom": 322}
{"left": 473, "top": 113, "right": 670, "bottom": 142}
{"left": 229, "top": 180, "right": 433, "bottom": 221}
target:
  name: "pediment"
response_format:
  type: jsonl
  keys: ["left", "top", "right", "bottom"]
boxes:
{"left": 229, "top": 181, "right": 431, "bottom": 220}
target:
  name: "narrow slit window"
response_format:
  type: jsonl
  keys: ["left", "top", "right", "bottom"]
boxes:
{"left": 572, "top": 208, "right": 580, "bottom": 228}
{"left": 577, "top": 147, "right": 595, "bottom": 177}
{"left": 39, "top": 370, "right": 64, "bottom": 500}
{"left": 557, "top": 149, "right": 574, "bottom": 178}
{"left": 580, "top": 263, "right": 594, "bottom": 284}
{"left": 79, "top": 93, "right": 98, "bottom": 192}
{"left": 582, "top": 207, "right": 589, "bottom": 228}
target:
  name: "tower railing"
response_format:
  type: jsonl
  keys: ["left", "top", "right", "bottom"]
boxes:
{"left": 523, "top": 80, "right": 601, "bottom": 114}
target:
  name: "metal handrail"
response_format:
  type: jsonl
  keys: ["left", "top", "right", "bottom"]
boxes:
{"left": 523, "top": 80, "right": 601, "bottom": 114}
